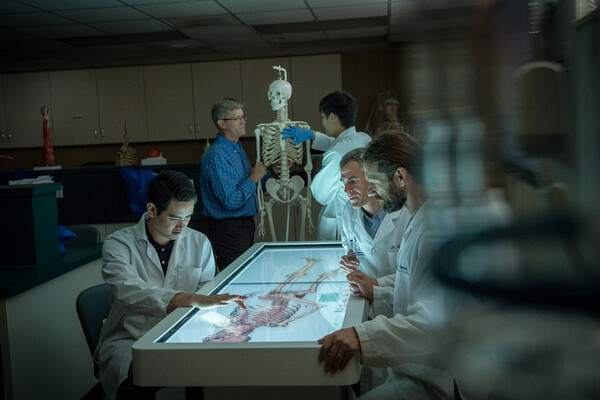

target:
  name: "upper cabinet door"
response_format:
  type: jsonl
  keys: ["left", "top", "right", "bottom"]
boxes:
{"left": 3, "top": 71, "right": 52, "bottom": 149}
{"left": 0, "top": 78, "right": 7, "bottom": 149}
{"left": 192, "top": 60, "right": 242, "bottom": 140}
{"left": 145, "top": 63, "right": 195, "bottom": 142}
{"left": 241, "top": 57, "right": 291, "bottom": 130}
{"left": 290, "top": 54, "right": 342, "bottom": 130}
{"left": 96, "top": 66, "right": 147, "bottom": 144}
{"left": 49, "top": 69, "right": 100, "bottom": 146}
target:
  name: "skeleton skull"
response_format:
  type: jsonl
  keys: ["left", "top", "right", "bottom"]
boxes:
{"left": 268, "top": 79, "right": 293, "bottom": 111}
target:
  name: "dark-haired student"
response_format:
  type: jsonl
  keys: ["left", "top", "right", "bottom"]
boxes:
{"left": 281, "top": 90, "right": 371, "bottom": 240}
{"left": 95, "top": 170, "right": 247, "bottom": 400}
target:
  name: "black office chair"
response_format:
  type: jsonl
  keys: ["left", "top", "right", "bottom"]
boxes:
{"left": 76, "top": 283, "right": 111, "bottom": 400}
{"left": 65, "top": 225, "right": 102, "bottom": 250}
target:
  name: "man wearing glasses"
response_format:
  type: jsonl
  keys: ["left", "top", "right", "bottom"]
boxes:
{"left": 200, "top": 98, "right": 271, "bottom": 272}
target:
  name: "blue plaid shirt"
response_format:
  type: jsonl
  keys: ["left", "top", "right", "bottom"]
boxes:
{"left": 200, "top": 135, "right": 264, "bottom": 219}
{"left": 361, "top": 207, "right": 386, "bottom": 239}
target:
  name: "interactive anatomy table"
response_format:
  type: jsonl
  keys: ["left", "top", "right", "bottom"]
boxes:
{"left": 132, "top": 242, "right": 366, "bottom": 396}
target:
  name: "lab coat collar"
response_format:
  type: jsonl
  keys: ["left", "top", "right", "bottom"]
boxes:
{"left": 332, "top": 126, "right": 357, "bottom": 145}
{"left": 404, "top": 200, "right": 430, "bottom": 237}
{"left": 134, "top": 212, "right": 189, "bottom": 277}
{"left": 374, "top": 209, "right": 401, "bottom": 241}
{"left": 134, "top": 212, "right": 190, "bottom": 242}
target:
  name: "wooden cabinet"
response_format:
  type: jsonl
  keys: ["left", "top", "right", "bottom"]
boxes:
{"left": 290, "top": 54, "right": 342, "bottom": 129}
{"left": 0, "top": 54, "right": 342, "bottom": 149}
{"left": 0, "top": 79, "right": 6, "bottom": 149}
{"left": 192, "top": 60, "right": 242, "bottom": 139}
{"left": 49, "top": 69, "right": 100, "bottom": 146}
{"left": 2, "top": 71, "right": 52, "bottom": 149}
{"left": 144, "top": 63, "right": 195, "bottom": 142}
{"left": 96, "top": 66, "right": 147, "bottom": 144}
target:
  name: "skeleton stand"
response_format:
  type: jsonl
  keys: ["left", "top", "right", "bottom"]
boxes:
{"left": 254, "top": 66, "right": 315, "bottom": 241}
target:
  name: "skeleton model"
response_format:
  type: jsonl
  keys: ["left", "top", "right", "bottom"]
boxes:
{"left": 254, "top": 66, "right": 314, "bottom": 241}
{"left": 203, "top": 258, "right": 340, "bottom": 343}
{"left": 116, "top": 122, "right": 137, "bottom": 166}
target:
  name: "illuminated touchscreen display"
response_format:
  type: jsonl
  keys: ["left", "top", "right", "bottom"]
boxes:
{"left": 159, "top": 244, "right": 349, "bottom": 343}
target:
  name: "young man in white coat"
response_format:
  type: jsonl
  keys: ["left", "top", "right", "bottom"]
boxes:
{"left": 281, "top": 90, "right": 371, "bottom": 240}
{"left": 338, "top": 147, "right": 410, "bottom": 278}
{"left": 317, "top": 133, "right": 454, "bottom": 399}
{"left": 95, "top": 170, "right": 247, "bottom": 400}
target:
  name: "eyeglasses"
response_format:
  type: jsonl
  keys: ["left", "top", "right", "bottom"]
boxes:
{"left": 221, "top": 115, "right": 248, "bottom": 122}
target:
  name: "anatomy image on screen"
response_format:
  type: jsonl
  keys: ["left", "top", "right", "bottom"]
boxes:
{"left": 161, "top": 246, "right": 350, "bottom": 344}
{"left": 204, "top": 258, "right": 338, "bottom": 342}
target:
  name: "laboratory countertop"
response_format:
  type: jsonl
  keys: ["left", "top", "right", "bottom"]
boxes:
{"left": 0, "top": 243, "right": 102, "bottom": 297}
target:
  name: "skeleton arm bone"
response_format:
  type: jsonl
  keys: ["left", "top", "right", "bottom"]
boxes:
{"left": 255, "top": 127, "right": 267, "bottom": 238}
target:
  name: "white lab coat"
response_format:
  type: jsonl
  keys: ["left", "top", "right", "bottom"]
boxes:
{"left": 94, "top": 214, "right": 216, "bottom": 400}
{"left": 311, "top": 127, "right": 372, "bottom": 240}
{"left": 354, "top": 202, "right": 454, "bottom": 399}
{"left": 340, "top": 202, "right": 411, "bottom": 278}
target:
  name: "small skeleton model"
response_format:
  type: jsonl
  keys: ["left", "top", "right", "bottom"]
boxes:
{"left": 365, "top": 90, "right": 406, "bottom": 138}
{"left": 203, "top": 258, "right": 340, "bottom": 343}
{"left": 41, "top": 106, "right": 55, "bottom": 166}
{"left": 254, "top": 66, "right": 314, "bottom": 241}
{"left": 116, "top": 123, "right": 137, "bottom": 166}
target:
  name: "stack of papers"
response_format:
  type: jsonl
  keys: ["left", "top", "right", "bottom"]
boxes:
{"left": 8, "top": 175, "right": 54, "bottom": 185}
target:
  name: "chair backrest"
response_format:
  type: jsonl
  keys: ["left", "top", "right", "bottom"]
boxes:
{"left": 76, "top": 283, "right": 111, "bottom": 377}
{"left": 65, "top": 225, "right": 102, "bottom": 247}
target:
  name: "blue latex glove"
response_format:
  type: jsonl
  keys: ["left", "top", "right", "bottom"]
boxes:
{"left": 281, "top": 125, "right": 314, "bottom": 144}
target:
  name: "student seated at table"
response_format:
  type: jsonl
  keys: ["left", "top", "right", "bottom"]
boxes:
{"left": 337, "top": 147, "right": 411, "bottom": 394}
{"left": 338, "top": 147, "right": 410, "bottom": 278}
{"left": 94, "top": 170, "right": 246, "bottom": 400}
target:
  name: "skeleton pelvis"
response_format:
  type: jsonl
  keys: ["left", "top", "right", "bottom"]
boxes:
{"left": 265, "top": 175, "right": 305, "bottom": 204}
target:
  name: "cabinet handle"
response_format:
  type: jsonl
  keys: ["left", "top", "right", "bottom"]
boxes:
{"left": 101, "top": 129, "right": 105, "bottom": 139}
{"left": 0, "top": 133, "right": 4, "bottom": 144}
{"left": 94, "top": 129, "right": 98, "bottom": 138}
{"left": 196, "top": 124, "right": 200, "bottom": 135}
{"left": 7, "top": 133, "right": 11, "bottom": 144}
{"left": 189, "top": 125, "right": 193, "bottom": 135}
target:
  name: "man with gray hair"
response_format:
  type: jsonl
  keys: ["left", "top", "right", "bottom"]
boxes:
{"left": 338, "top": 147, "right": 410, "bottom": 279}
{"left": 200, "top": 98, "right": 270, "bottom": 272}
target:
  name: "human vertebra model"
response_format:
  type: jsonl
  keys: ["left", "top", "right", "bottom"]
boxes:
{"left": 41, "top": 106, "right": 55, "bottom": 165}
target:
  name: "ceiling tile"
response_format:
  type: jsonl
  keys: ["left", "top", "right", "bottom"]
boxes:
{"left": 0, "top": 11, "right": 73, "bottom": 27}
{"left": 90, "top": 18, "right": 174, "bottom": 34}
{"left": 181, "top": 25, "right": 257, "bottom": 42}
{"left": 164, "top": 14, "right": 240, "bottom": 29}
{"left": 135, "top": 1, "right": 227, "bottom": 18}
{"left": 54, "top": 6, "right": 149, "bottom": 22}
{"left": 17, "top": 0, "right": 122, "bottom": 10}
{"left": 312, "top": 3, "right": 388, "bottom": 20}
{"left": 325, "top": 26, "right": 387, "bottom": 39}
{"left": 19, "top": 23, "right": 106, "bottom": 38}
{"left": 391, "top": 1, "right": 418, "bottom": 14}
{"left": 263, "top": 31, "right": 326, "bottom": 44}
{"left": 141, "top": 39, "right": 207, "bottom": 50}
{"left": 0, "top": 1, "right": 40, "bottom": 14}
{"left": 120, "top": 0, "right": 201, "bottom": 5}
{"left": 306, "top": 0, "right": 382, "bottom": 6}
{"left": 237, "top": 9, "right": 315, "bottom": 25}
{"left": 217, "top": 0, "right": 306, "bottom": 13}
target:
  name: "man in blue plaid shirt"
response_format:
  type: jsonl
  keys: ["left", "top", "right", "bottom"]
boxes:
{"left": 200, "top": 98, "right": 270, "bottom": 272}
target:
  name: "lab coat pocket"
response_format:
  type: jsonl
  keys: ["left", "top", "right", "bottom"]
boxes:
{"left": 176, "top": 268, "right": 204, "bottom": 293}
{"left": 387, "top": 246, "right": 401, "bottom": 272}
